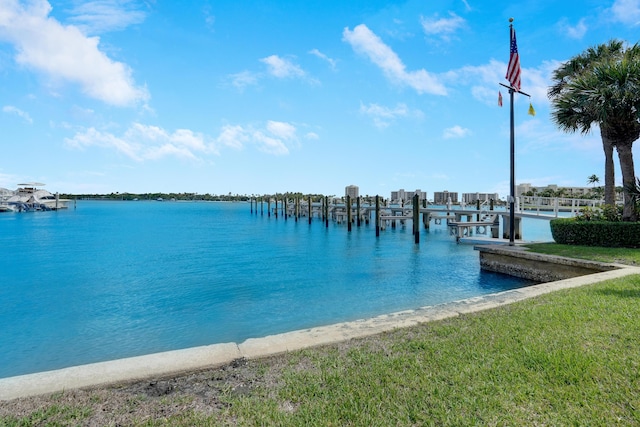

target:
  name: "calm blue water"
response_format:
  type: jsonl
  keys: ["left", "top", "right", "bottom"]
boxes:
{"left": 0, "top": 201, "right": 551, "bottom": 378}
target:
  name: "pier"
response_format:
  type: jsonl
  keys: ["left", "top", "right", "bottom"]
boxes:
{"left": 249, "top": 195, "right": 592, "bottom": 244}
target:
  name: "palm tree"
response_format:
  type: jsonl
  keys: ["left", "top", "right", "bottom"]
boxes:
{"left": 555, "top": 187, "right": 567, "bottom": 198}
{"left": 626, "top": 178, "right": 640, "bottom": 212}
{"left": 592, "top": 186, "right": 605, "bottom": 200}
{"left": 549, "top": 40, "right": 640, "bottom": 221}
{"left": 587, "top": 174, "right": 600, "bottom": 187}
{"left": 549, "top": 41, "right": 623, "bottom": 207}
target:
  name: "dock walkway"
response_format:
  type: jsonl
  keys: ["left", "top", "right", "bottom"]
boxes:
{"left": 249, "top": 195, "right": 586, "bottom": 243}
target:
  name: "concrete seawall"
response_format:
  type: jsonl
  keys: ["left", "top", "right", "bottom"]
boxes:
{"left": 2, "top": 263, "right": 638, "bottom": 401}
{"left": 475, "top": 245, "right": 621, "bottom": 282}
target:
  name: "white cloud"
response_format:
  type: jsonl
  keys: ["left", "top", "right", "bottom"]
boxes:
{"left": 266, "top": 120, "right": 296, "bottom": 140}
{"left": 260, "top": 55, "right": 305, "bottom": 78}
{"left": 359, "top": 102, "right": 423, "bottom": 129}
{"left": 610, "top": 0, "right": 640, "bottom": 26}
{"left": 0, "top": 0, "right": 149, "bottom": 106}
{"left": 2, "top": 105, "right": 33, "bottom": 123}
{"left": 66, "top": 0, "right": 147, "bottom": 34}
{"left": 217, "top": 124, "right": 250, "bottom": 149}
{"left": 217, "top": 121, "right": 301, "bottom": 155}
{"left": 343, "top": 24, "right": 447, "bottom": 96}
{"left": 420, "top": 12, "right": 465, "bottom": 41}
{"left": 231, "top": 55, "right": 317, "bottom": 89}
{"left": 229, "top": 71, "right": 259, "bottom": 90}
{"left": 447, "top": 59, "right": 559, "bottom": 107}
{"left": 516, "top": 119, "right": 601, "bottom": 155}
{"left": 65, "top": 123, "right": 216, "bottom": 161}
{"left": 66, "top": 127, "right": 142, "bottom": 160}
{"left": 564, "top": 18, "right": 588, "bottom": 39}
{"left": 309, "top": 48, "right": 337, "bottom": 70}
{"left": 66, "top": 120, "right": 308, "bottom": 159}
{"left": 443, "top": 125, "right": 471, "bottom": 139}
{"left": 252, "top": 131, "right": 289, "bottom": 155}
{"left": 202, "top": 4, "right": 215, "bottom": 31}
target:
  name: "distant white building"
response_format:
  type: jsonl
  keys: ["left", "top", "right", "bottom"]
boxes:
{"left": 517, "top": 183, "right": 595, "bottom": 198}
{"left": 433, "top": 191, "right": 458, "bottom": 204}
{"left": 345, "top": 185, "right": 359, "bottom": 199}
{"left": 462, "top": 192, "right": 499, "bottom": 203}
{"left": 390, "top": 189, "right": 427, "bottom": 203}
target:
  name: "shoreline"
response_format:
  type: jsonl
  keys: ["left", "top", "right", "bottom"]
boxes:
{"left": 2, "top": 264, "right": 638, "bottom": 401}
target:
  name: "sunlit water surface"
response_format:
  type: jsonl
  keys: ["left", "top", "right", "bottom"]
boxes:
{"left": 0, "top": 201, "right": 553, "bottom": 378}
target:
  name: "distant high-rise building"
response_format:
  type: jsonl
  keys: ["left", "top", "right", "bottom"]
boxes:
{"left": 345, "top": 185, "right": 359, "bottom": 199}
{"left": 433, "top": 191, "right": 458, "bottom": 204}
{"left": 462, "top": 192, "right": 499, "bottom": 203}
{"left": 390, "top": 189, "right": 427, "bottom": 203}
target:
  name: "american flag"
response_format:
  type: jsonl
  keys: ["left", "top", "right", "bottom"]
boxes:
{"left": 505, "top": 26, "right": 521, "bottom": 91}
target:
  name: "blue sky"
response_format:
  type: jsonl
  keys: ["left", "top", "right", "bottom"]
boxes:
{"left": 1, "top": 0, "right": 639, "bottom": 198}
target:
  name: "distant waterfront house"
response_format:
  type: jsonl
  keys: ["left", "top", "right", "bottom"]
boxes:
{"left": 517, "top": 183, "right": 606, "bottom": 199}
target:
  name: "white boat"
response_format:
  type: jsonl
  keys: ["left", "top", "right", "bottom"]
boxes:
{"left": 0, "top": 183, "right": 71, "bottom": 212}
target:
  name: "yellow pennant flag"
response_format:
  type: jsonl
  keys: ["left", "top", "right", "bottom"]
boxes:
{"left": 528, "top": 102, "right": 536, "bottom": 116}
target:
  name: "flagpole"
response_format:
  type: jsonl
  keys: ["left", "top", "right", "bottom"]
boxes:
{"left": 509, "top": 86, "right": 516, "bottom": 245}
{"left": 498, "top": 82, "right": 529, "bottom": 245}
{"left": 500, "top": 18, "right": 530, "bottom": 245}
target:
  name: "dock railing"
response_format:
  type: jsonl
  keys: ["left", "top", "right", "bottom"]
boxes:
{"left": 518, "top": 196, "right": 605, "bottom": 217}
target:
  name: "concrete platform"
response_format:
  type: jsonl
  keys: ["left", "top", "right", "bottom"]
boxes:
{"left": 458, "top": 236, "right": 527, "bottom": 245}
{"left": 1, "top": 265, "right": 639, "bottom": 401}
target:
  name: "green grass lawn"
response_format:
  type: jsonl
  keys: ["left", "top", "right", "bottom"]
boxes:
{"left": 523, "top": 242, "right": 640, "bottom": 265}
{"left": 222, "top": 274, "right": 640, "bottom": 426}
{"left": 2, "top": 246, "right": 639, "bottom": 426}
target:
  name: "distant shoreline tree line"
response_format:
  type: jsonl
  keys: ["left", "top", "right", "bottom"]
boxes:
{"left": 520, "top": 185, "right": 621, "bottom": 200}
{"left": 61, "top": 192, "right": 331, "bottom": 202}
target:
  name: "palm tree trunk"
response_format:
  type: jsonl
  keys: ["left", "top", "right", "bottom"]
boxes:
{"left": 616, "top": 142, "right": 637, "bottom": 221}
{"left": 600, "top": 129, "right": 616, "bottom": 205}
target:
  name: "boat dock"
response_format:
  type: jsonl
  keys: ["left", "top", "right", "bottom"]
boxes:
{"left": 249, "top": 195, "right": 581, "bottom": 244}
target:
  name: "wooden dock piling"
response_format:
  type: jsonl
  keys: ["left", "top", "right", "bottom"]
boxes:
{"left": 422, "top": 199, "right": 428, "bottom": 228}
{"left": 346, "top": 195, "right": 352, "bottom": 232}
{"left": 413, "top": 194, "right": 420, "bottom": 244}
{"left": 375, "top": 195, "right": 380, "bottom": 237}
{"left": 324, "top": 196, "right": 329, "bottom": 228}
